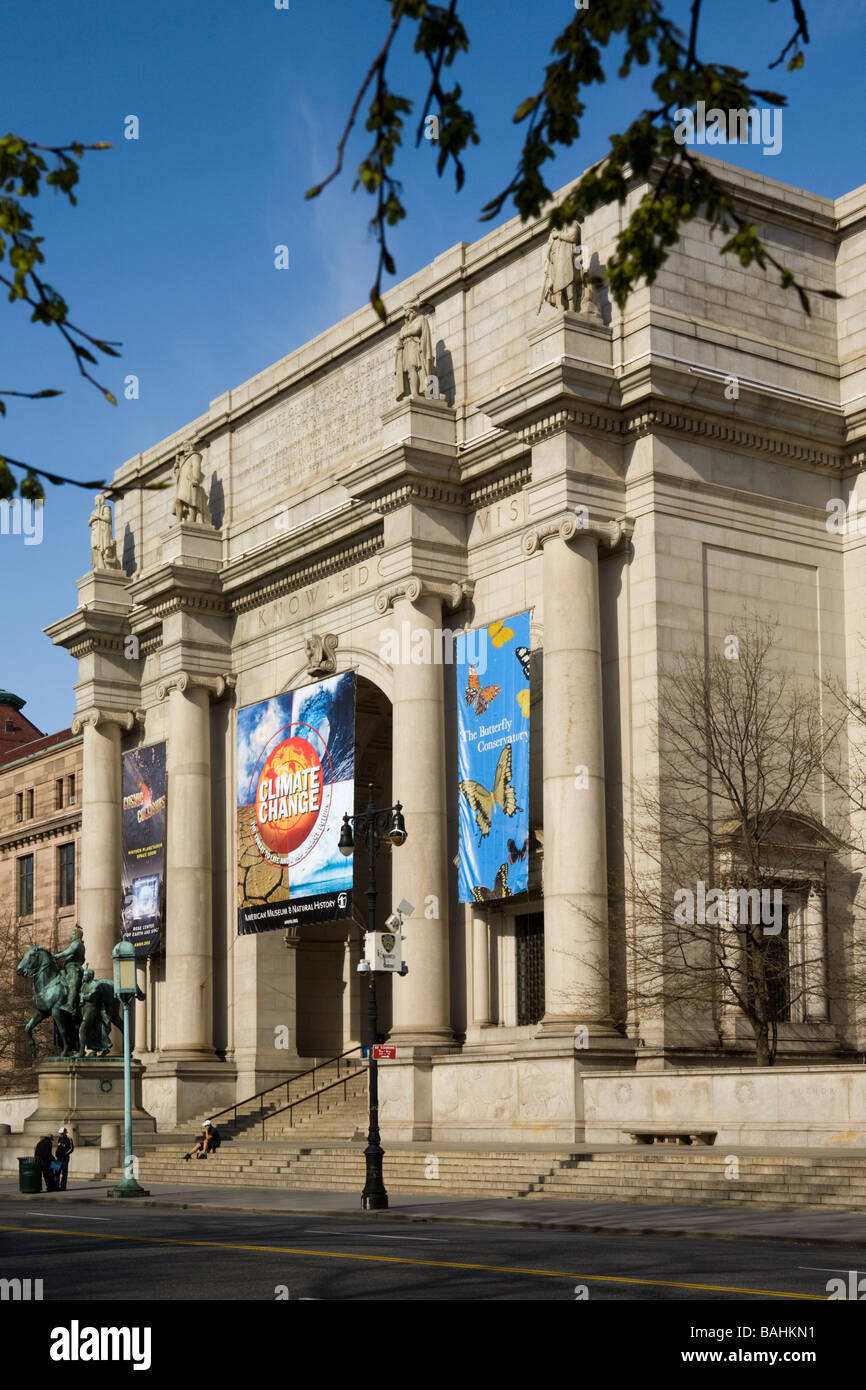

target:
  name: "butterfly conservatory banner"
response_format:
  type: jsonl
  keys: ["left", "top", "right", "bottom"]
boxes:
{"left": 236, "top": 672, "right": 355, "bottom": 934}
{"left": 457, "top": 611, "right": 530, "bottom": 903}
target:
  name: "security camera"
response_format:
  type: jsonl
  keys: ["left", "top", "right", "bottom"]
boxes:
{"left": 356, "top": 960, "right": 371, "bottom": 974}
{"left": 383, "top": 911, "right": 403, "bottom": 932}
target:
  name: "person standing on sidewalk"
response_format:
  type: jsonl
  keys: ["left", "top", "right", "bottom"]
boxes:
{"left": 55, "top": 1128, "right": 74, "bottom": 1191}
{"left": 34, "top": 1135, "right": 56, "bottom": 1192}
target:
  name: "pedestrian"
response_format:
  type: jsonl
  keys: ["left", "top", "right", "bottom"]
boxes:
{"left": 34, "top": 1135, "right": 57, "bottom": 1192}
{"left": 182, "top": 1120, "right": 221, "bottom": 1161}
{"left": 55, "top": 1127, "right": 74, "bottom": 1191}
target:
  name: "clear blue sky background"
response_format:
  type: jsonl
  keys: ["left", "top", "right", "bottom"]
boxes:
{"left": 2, "top": 0, "right": 864, "bottom": 733}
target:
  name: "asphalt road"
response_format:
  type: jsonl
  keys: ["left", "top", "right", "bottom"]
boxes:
{"left": 0, "top": 1197, "right": 859, "bottom": 1302}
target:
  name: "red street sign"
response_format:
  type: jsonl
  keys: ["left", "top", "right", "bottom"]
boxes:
{"left": 372, "top": 1044, "right": 396, "bottom": 1060}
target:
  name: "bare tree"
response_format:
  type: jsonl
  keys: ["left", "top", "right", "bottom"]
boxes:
{"left": 623, "top": 615, "right": 848, "bottom": 1066}
{"left": 0, "top": 906, "right": 38, "bottom": 1095}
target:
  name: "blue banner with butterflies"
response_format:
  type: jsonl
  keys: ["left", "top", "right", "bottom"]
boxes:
{"left": 457, "top": 610, "right": 530, "bottom": 903}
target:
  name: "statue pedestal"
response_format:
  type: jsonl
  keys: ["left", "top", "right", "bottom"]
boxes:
{"left": 159, "top": 520, "right": 221, "bottom": 568}
{"left": 21, "top": 1057, "right": 156, "bottom": 1144}
{"left": 528, "top": 309, "right": 612, "bottom": 371}
{"left": 75, "top": 567, "right": 131, "bottom": 616}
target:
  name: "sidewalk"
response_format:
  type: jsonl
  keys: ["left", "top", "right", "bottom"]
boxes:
{"left": 2, "top": 1174, "right": 865, "bottom": 1247}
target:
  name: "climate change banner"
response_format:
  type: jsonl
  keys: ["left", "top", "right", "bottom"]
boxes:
{"left": 121, "top": 742, "right": 167, "bottom": 956}
{"left": 457, "top": 611, "right": 530, "bottom": 903}
{"left": 236, "top": 671, "right": 355, "bottom": 934}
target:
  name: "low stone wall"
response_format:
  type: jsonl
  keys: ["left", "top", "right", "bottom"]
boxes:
{"left": 584, "top": 1065, "right": 866, "bottom": 1147}
{"left": 0, "top": 1093, "right": 38, "bottom": 1132}
{"left": 380, "top": 1056, "right": 866, "bottom": 1147}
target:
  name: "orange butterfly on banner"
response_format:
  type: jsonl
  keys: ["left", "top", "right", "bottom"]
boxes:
{"left": 464, "top": 665, "right": 501, "bottom": 716}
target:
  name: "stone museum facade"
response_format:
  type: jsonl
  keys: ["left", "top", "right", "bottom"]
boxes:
{"left": 42, "top": 154, "right": 866, "bottom": 1142}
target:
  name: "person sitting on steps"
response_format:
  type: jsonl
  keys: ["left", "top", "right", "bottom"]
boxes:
{"left": 183, "top": 1120, "right": 221, "bottom": 1161}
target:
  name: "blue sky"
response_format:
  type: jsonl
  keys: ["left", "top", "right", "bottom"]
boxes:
{"left": 2, "top": 0, "right": 864, "bottom": 732}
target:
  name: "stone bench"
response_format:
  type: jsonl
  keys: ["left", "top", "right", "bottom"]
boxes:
{"left": 623, "top": 1129, "right": 717, "bottom": 1147}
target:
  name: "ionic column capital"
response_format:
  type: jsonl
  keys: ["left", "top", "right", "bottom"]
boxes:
{"left": 71, "top": 707, "right": 141, "bottom": 735}
{"left": 374, "top": 575, "right": 475, "bottom": 616}
{"left": 521, "top": 514, "right": 634, "bottom": 556}
{"left": 156, "top": 671, "right": 237, "bottom": 702}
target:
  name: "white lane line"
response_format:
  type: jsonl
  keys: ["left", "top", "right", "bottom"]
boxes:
{"left": 303, "top": 1229, "right": 447, "bottom": 1242}
{"left": 24, "top": 1212, "right": 109, "bottom": 1223}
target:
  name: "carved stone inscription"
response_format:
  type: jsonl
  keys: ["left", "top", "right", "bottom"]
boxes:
{"left": 246, "top": 342, "right": 395, "bottom": 491}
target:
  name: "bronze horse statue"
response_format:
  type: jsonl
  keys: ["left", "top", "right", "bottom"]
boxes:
{"left": 16, "top": 945, "right": 123, "bottom": 1059}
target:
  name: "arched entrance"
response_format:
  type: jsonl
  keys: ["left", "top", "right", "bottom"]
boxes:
{"left": 295, "top": 675, "right": 393, "bottom": 1056}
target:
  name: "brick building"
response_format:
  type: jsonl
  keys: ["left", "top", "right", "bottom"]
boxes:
{"left": 0, "top": 690, "right": 81, "bottom": 1083}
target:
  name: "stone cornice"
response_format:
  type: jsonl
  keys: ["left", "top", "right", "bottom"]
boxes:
{"left": 465, "top": 461, "right": 532, "bottom": 509}
{"left": 228, "top": 532, "right": 384, "bottom": 617}
{"left": 0, "top": 812, "right": 81, "bottom": 853}
{"left": 521, "top": 514, "right": 635, "bottom": 555}
{"left": 66, "top": 633, "right": 127, "bottom": 661}
{"left": 625, "top": 407, "right": 848, "bottom": 471}
{"left": 517, "top": 406, "right": 622, "bottom": 447}
{"left": 374, "top": 576, "right": 476, "bottom": 615}
{"left": 155, "top": 672, "right": 236, "bottom": 702}
{"left": 147, "top": 592, "right": 229, "bottom": 621}
{"left": 71, "top": 708, "right": 141, "bottom": 735}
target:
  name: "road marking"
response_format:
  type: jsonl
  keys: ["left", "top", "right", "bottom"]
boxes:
{"left": 0, "top": 1224, "right": 823, "bottom": 1298}
{"left": 25, "top": 1212, "right": 109, "bottom": 1220}
{"left": 303, "top": 1229, "right": 447, "bottom": 1242}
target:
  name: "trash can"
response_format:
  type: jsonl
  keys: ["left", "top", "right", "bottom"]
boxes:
{"left": 18, "top": 1157, "right": 42, "bottom": 1194}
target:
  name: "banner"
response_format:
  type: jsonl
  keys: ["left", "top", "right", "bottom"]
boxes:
{"left": 236, "top": 671, "right": 355, "bottom": 934}
{"left": 121, "top": 742, "right": 167, "bottom": 956}
{"left": 457, "top": 612, "right": 530, "bottom": 903}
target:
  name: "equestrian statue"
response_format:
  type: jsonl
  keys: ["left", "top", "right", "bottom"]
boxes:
{"left": 16, "top": 925, "right": 144, "bottom": 1059}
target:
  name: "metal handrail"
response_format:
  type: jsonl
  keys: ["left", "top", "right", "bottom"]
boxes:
{"left": 259, "top": 1069, "right": 368, "bottom": 1141}
{"left": 207, "top": 1044, "right": 365, "bottom": 1136}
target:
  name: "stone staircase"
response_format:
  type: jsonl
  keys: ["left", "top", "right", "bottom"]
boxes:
{"left": 110, "top": 1078, "right": 866, "bottom": 1210}
{"left": 106, "top": 1054, "right": 866, "bottom": 1209}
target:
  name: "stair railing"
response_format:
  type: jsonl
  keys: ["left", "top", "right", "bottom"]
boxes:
{"left": 207, "top": 1045, "right": 365, "bottom": 1138}
{"left": 258, "top": 1069, "right": 367, "bottom": 1141}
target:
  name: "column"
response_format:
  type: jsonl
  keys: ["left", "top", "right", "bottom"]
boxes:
{"left": 385, "top": 587, "right": 452, "bottom": 1045}
{"left": 804, "top": 886, "right": 829, "bottom": 1022}
{"left": 158, "top": 674, "right": 221, "bottom": 1057}
{"left": 72, "top": 709, "right": 133, "bottom": 980}
{"left": 524, "top": 516, "right": 618, "bottom": 1034}
{"left": 472, "top": 907, "right": 491, "bottom": 1027}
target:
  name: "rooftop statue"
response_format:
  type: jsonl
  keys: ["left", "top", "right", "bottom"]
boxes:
{"left": 88, "top": 493, "right": 121, "bottom": 571}
{"left": 539, "top": 219, "right": 583, "bottom": 314}
{"left": 395, "top": 299, "right": 435, "bottom": 401}
{"left": 170, "top": 439, "right": 211, "bottom": 526}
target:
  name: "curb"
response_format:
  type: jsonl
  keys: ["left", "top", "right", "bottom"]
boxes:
{"left": 2, "top": 1189, "right": 865, "bottom": 1248}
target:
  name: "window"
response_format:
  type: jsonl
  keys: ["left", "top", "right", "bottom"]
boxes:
{"left": 67, "top": 774, "right": 76, "bottom": 805}
{"left": 26, "top": 788, "right": 34, "bottom": 819}
{"left": 56, "top": 777, "right": 64, "bottom": 810}
{"left": 17, "top": 854, "right": 34, "bottom": 916}
{"left": 59, "top": 843, "right": 75, "bottom": 908}
{"left": 516, "top": 912, "right": 545, "bottom": 1026}
{"left": 751, "top": 904, "right": 791, "bottom": 1025}
{"left": 15, "top": 792, "right": 23, "bottom": 819}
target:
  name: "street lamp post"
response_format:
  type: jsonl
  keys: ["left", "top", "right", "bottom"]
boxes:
{"left": 338, "top": 784, "right": 407, "bottom": 1211}
{"left": 107, "top": 940, "right": 149, "bottom": 1199}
